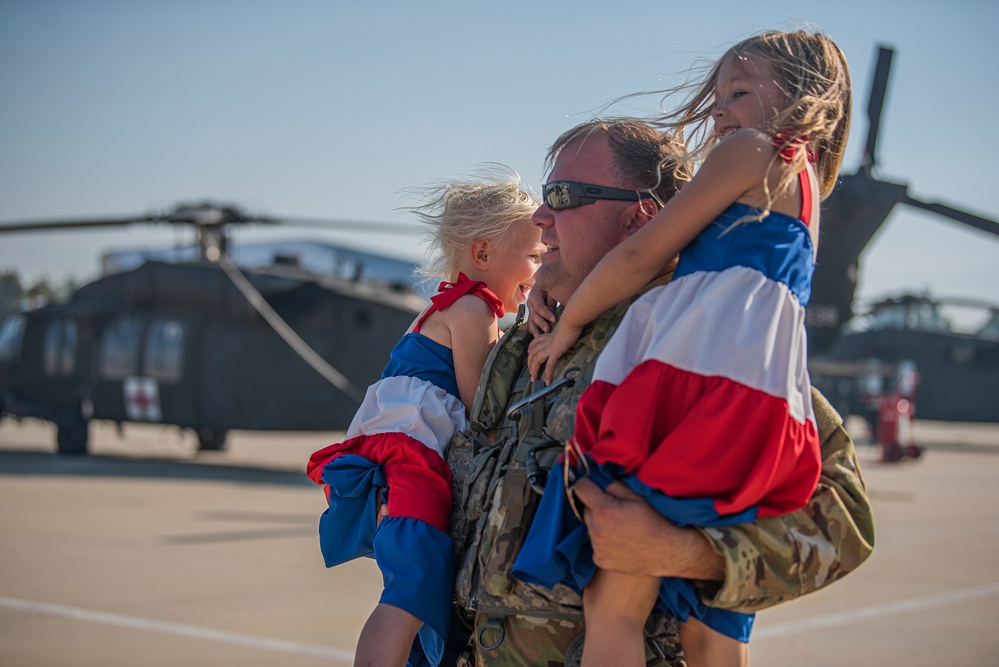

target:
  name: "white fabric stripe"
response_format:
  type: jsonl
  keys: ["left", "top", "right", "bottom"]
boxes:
{"left": 593, "top": 267, "right": 813, "bottom": 424}
{"left": 345, "top": 375, "right": 468, "bottom": 457}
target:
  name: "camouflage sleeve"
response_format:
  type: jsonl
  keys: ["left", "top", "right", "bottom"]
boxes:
{"left": 695, "top": 387, "right": 876, "bottom": 612}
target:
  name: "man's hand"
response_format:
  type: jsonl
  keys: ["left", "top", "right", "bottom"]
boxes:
{"left": 571, "top": 478, "right": 725, "bottom": 581}
{"left": 528, "top": 322, "right": 582, "bottom": 384}
{"left": 526, "top": 287, "right": 558, "bottom": 335}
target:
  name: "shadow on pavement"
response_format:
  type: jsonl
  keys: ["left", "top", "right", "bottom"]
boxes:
{"left": 0, "top": 450, "right": 312, "bottom": 487}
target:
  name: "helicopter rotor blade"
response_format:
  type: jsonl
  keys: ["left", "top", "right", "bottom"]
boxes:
{"left": 902, "top": 194, "right": 999, "bottom": 238}
{"left": 270, "top": 217, "right": 421, "bottom": 234}
{"left": 0, "top": 209, "right": 422, "bottom": 236}
{"left": 863, "top": 45, "right": 894, "bottom": 171}
{"left": 0, "top": 215, "right": 159, "bottom": 234}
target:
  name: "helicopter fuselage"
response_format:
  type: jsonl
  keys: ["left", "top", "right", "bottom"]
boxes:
{"left": 0, "top": 261, "right": 424, "bottom": 454}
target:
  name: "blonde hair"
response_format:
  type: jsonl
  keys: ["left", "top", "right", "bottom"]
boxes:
{"left": 651, "top": 29, "right": 852, "bottom": 202}
{"left": 405, "top": 165, "right": 540, "bottom": 284}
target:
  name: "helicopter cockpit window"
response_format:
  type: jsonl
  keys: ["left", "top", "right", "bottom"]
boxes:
{"left": 869, "top": 305, "right": 905, "bottom": 331}
{"left": 43, "top": 318, "right": 78, "bottom": 376}
{"left": 0, "top": 314, "right": 26, "bottom": 362}
{"left": 144, "top": 320, "right": 186, "bottom": 383}
{"left": 910, "top": 303, "right": 950, "bottom": 332}
{"left": 100, "top": 318, "right": 142, "bottom": 380}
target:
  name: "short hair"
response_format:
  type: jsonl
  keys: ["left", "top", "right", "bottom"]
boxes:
{"left": 406, "top": 165, "right": 539, "bottom": 283}
{"left": 544, "top": 119, "right": 692, "bottom": 208}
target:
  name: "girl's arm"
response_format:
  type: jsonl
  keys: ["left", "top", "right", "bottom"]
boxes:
{"left": 447, "top": 295, "right": 500, "bottom": 412}
{"left": 528, "top": 131, "right": 775, "bottom": 382}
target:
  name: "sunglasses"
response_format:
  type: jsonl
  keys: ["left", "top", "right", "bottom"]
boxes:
{"left": 543, "top": 180, "right": 655, "bottom": 211}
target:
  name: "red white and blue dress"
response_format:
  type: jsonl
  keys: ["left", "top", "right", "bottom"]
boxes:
{"left": 307, "top": 274, "right": 503, "bottom": 666}
{"left": 512, "top": 146, "right": 822, "bottom": 642}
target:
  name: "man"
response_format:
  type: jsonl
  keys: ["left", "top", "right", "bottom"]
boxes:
{"left": 445, "top": 119, "right": 875, "bottom": 666}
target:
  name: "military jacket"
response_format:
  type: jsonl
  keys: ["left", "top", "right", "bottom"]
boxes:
{"left": 446, "top": 276, "right": 876, "bottom": 666}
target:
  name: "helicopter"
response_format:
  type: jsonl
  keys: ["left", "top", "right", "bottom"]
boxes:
{"left": 2, "top": 45, "right": 997, "bottom": 458}
{"left": 812, "top": 293, "right": 999, "bottom": 424}
{"left": 0, "top": 203, "right": 427, "bottom": 455}
{"left": 806, "top": 46, "right": 999, "bottom": 423}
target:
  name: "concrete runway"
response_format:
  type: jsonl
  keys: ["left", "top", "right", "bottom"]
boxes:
{"left": 1, "top": 417, "right": 997, "bottom": 666}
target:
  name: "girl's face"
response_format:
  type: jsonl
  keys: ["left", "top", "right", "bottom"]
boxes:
{"left": 484, "top": 218, "right": 544, "bottom": 313}
{"left": 710, "top": 53, "right": 786, "bottom": 138}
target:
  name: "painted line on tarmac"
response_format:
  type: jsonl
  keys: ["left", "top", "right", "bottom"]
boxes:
{"left": 0, "top": 595, "right": 354, "bottom": 662}
{"left": 755, "top": 581, "right": 999, "bottom": 640}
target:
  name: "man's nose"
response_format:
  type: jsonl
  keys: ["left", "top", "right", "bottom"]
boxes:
{"left": 532, "top": 204, "right": 553, "bottom": 228}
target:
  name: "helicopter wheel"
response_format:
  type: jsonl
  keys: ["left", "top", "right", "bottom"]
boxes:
{"left": 56, "top": 415, "right": 90, "bottom": 456}
{"left": 196, "top": 427, "right": 228, "bottom": 452}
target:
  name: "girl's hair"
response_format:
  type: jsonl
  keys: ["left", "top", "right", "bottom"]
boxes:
{"left": 405, "top": 165, "right": 539, "bottom": 283}
{"left": 652, "top": 29, "right": 852, "bottom": 201}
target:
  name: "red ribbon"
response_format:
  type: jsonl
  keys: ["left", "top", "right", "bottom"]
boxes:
{"left": 774, "top": 130, "right": 817, "bottom": 165}
{"left": 431, "top": 272, "right": 505, "bottom": 318}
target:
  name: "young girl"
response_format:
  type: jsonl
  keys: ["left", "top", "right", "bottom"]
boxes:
{"left": 511, "top": 30, "right": 852, "bottom": 667}
{"left": 306, "top": 170, "right": 543, "bottom": 667}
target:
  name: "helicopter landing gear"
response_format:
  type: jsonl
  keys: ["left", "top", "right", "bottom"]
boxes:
{"left": 56, "top": 414, "right": 89, "bottom": 456}
{"left": 196, "top": 427, "right": 228, "bottom": 452}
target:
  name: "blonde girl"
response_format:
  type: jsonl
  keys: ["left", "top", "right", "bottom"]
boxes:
{"left": 308, "top": 168, "right": 543, "bottom": 667}
{"left": 513, "top": 30, "right": 852, "bottom": 667}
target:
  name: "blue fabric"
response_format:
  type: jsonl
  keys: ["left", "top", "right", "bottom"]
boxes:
{"left": 375, "top": 516, "right": 455, "bottom": 667}
{"left": 318, "top": 454, "right": 385, "bottom": 566}
{"left": 511, "top": 460, "right": 755, "bottom": 642}
{"left": 381, "top": 332, "right": 461, "bottom": 399}
{"left": 674, "top": 203, "right": 815, "bottom": 306}
{"left": 318, "top": 455, "right": 454, "bottom": 666}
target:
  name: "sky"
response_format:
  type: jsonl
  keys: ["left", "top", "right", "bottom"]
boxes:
{"left": 1, "top": 0, "right": 996, "bottom": 317}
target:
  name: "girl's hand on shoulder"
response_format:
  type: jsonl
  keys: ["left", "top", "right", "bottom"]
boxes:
{"left": 526, "top": 287, "right": 557, "bottom": 335}
{"left": 528, "top": 321, "right": 582, "bottom": 384}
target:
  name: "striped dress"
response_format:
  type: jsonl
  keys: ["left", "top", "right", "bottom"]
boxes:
{"left": 512, "top": 160, "right": 822, "bottom": 643}
{"left": 307, "top": 274, "right": 503, "bottom": 666}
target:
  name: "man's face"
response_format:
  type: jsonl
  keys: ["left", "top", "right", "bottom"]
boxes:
{"left": 532, "top": 133, "right": 638, "bottom": 304}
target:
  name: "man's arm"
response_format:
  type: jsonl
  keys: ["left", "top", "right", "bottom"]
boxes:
{"left": 576, "top": 388, "right": 875, "bottom": 612}
{"left": 696, "top": 388, "right": 875, "bottom": 611}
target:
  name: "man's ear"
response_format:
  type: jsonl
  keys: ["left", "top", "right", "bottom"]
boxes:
{"left": 624, "top": 199, "right": 659, "bottom": 236}
{"left": 470, "top": 238, "right": 490, "bottom": 270}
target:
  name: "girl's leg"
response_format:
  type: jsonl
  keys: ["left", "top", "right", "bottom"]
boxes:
{"left": 581, "top": 568, "right": 660, "bottom": 667}
{"left": 678, "top": 617, "right": 748, "bottom": 667}
{"left": 353, "top": 602, "right": 423, "bottom": 667}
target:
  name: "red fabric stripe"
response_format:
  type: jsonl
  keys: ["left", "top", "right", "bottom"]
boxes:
{"left": 798, "top": 167, "right": 813, "bottom": 227}
{"left": 306, "top": 434, "right": 453, "bottom": 532}
{"left": 575, "top": 360, "right": 820, "bottom": 518}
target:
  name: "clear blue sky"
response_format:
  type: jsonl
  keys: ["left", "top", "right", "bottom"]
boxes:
{"left": 1, "top": 0, "right": 996, "bottom": 314}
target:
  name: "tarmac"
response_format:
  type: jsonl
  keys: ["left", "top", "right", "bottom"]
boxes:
{"left": 1, "top": 416, "right": 997, "bottom": 666}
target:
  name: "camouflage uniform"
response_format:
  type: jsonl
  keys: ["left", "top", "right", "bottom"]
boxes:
{"left": 446, "top": 275, "right": 875, "bottom": 666}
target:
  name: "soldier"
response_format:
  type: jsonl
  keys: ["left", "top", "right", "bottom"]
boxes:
{"left": 445, "top": 119, "right": 875, "bottom": 667}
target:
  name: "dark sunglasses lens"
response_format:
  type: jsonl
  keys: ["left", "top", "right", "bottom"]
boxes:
{"left": 545, "top": 182, "right": 574, "bottom": 210}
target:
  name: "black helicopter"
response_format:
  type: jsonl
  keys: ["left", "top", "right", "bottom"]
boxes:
{"left": 813, "top": 294, "right": 999, "bottom": 423}
{"left": 0, "top": 203, "right": 427, "bottom": 454}
{"left": 2, "top": 45, "right": 997, "bottom": 458}
{"left": 807, "top": 46, "right": 999, "bottom": 423}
